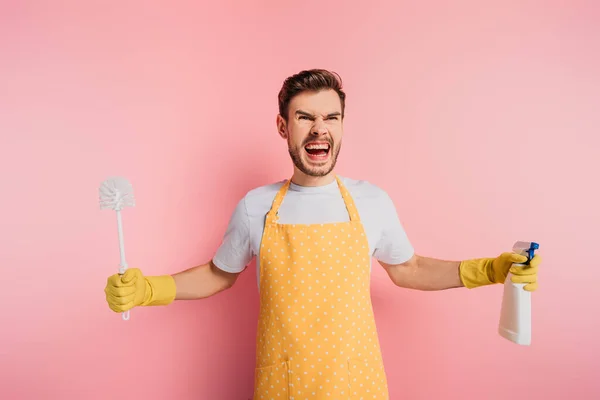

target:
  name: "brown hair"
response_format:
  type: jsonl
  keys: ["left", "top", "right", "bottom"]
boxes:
{"left": 278, "top": 69, "right": 346, "bottom": 121}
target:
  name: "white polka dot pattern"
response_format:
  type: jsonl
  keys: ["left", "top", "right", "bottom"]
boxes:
{"left": 253, "top": 176, "right": 389, "bottom": 399}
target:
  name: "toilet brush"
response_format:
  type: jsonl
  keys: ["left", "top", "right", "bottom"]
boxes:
{"left": 99, "top": 176, "right": 136, "bottom": 321}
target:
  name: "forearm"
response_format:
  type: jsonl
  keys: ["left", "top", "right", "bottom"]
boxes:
{"left": 172, "top": 261, "right": 239, "bottom": 300}
{"left": 383, "top": 255, "right": 464, "bottom": 291}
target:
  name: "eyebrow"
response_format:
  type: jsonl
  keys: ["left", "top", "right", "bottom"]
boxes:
{"left": 295, "top": 110, "right": 341, "bottom": 118}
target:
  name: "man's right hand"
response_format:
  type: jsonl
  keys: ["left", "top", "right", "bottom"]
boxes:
{"left": 104, "top": 268, "right": 147, "bottom": 312}
{"left": 104, "top": 268, "right": 177, "bottom": 313}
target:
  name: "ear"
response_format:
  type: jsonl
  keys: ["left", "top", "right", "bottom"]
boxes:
{"left": 276, "top": 114, "right": 288, "bottom": 139}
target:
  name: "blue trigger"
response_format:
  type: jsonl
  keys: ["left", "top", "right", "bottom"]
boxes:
{"left": 526, "top": 242, "right": 540, "bottom": 264}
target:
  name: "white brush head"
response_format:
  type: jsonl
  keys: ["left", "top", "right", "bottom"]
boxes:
{"left": 99, "top": 177, "right": 135, "bottom": 211}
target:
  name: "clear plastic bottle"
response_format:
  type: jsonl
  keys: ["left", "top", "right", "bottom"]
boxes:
{"left": 498, "top": 241, "right": 539, "bottom": 345}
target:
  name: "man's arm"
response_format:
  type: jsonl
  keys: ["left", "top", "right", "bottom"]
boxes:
{"left": 371, "top": 188, "right": 540, "bottom": 291}
{"left": 104, "top": 197, "right": 252, "bottom": 313}
{"left": 172, "top": 260, "right": 240, "bottom": 300}
{"left": 171, "top": 195, "right": 251, "bottom": 300}
{"left": 379, "top": 255, "right": 464, "bottom": 291}
{"left": 378, "top": 252, "right": 540, "bottom": 291}
{"left": 372, "top": 189, "right": 467, "bottom": 291}
{"left": 104, "top": 260, "right": 242, "bottom": 313}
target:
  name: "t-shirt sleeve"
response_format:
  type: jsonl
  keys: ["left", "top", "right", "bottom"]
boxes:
{"left": 372, "top": 191, "right": 415, "bottom": 265}
{"left": 212, "top": 197, "right": 253, "bottom": 273}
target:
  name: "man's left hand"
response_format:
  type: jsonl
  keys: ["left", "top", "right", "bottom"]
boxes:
{"left": 459, "top": 252, "right": 541, "bottom": 290}
{"left": 491, "top": 252, "right": 541, "bottom": 292}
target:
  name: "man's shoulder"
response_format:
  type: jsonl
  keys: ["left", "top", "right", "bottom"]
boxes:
{"left": 237, "top": 179, "right": 286, "bottom": 215}
{"left": 240, "top": 175, "right": 390, "bottom": 195}
{"left": 243, "top": 179, "right": 286, "bottom": 199}
{"left": 235, "top": 175, "right": 393, "bottom": 211}
{"left": 338, "top": 176, "right": 390, "bottom": 201}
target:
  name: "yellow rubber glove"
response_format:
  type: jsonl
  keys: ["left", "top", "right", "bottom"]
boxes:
{"left": 459, "top": 252, "right": 540, "bottom": 291}
{"left": 104, "top": 268, "right": 177, "bottom": 313}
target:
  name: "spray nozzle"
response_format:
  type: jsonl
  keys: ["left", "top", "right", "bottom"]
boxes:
{"left": 512, "top": 241, "right": 539, "bottom": 265}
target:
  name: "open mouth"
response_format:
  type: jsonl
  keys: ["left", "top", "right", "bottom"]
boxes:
{"left": 304, "top": 142, "right": 331, "bottom": 161}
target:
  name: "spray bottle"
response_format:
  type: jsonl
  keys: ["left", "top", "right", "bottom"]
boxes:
{"left": 498, "top": 241, "right": 539, "bottom": 345}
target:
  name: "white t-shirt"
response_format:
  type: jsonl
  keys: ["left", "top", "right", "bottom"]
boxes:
{"left": 212, "top": 176, "right": 415, "bottom": 287}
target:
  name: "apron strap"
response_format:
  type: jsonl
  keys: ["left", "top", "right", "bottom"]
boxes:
{"left": 265, "top": 179, "right": 291, "bottom": 225}
{"left": 265, "top": 176, "right": 361, "bottom": 225}
{"left": 336, "top": 175, "right": 361, "bottom": 223}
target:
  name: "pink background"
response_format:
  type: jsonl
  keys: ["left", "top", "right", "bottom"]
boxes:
{"left": 1, "top": 1, "right": 599, "bottom": 399}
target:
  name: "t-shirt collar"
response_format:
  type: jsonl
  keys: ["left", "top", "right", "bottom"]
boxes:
{"left": 288, "top": 176, "right": 340, "bottom": 193}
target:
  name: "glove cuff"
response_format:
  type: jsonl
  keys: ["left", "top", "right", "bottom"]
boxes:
{"left": 459, "top": 257, "right": 496, "bottom": 289}
{"left": 142, "top": 275, "right": 177, "bottom": 306}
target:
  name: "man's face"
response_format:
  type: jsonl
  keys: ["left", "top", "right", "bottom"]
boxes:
{"left": 277, "top": 89, "right": 343, "bottom": 178}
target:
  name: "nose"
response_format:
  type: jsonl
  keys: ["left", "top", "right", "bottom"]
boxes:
{"left": 311, "top": 119, "right": 328, "bottom": 136}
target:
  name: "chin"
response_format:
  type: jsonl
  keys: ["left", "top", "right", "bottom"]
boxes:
{"left": 299, "top": 155, "right": 337, "bottom": 177}
{"left": 303, "top": 166, "right": 333, "bottom": 177}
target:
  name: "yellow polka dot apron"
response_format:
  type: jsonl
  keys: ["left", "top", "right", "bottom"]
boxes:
{"left": 253, "top": 176, "right": 389, "bottom": 399}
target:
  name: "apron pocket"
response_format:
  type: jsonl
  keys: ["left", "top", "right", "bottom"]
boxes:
{"left": 254, "top": 360, "right": 290, "bottom": 399}
{"left": 347, "top": 358, "right": 389, "bottom": 399}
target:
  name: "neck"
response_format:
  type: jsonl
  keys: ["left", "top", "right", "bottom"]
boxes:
{"left": 291, "top": 168, "right": 336, "bottom": 187}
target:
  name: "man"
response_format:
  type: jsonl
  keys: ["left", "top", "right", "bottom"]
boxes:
{"left": 104, "top": 69, "right": 540, "bottom": 399}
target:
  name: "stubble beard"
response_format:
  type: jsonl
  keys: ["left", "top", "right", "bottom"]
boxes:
{"left": 287, "top": 137, "right": 341, "bottom": 177}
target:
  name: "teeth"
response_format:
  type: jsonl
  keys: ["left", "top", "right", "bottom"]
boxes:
{"left": 305, "top": 143, "right": 329, "bottom": 150}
